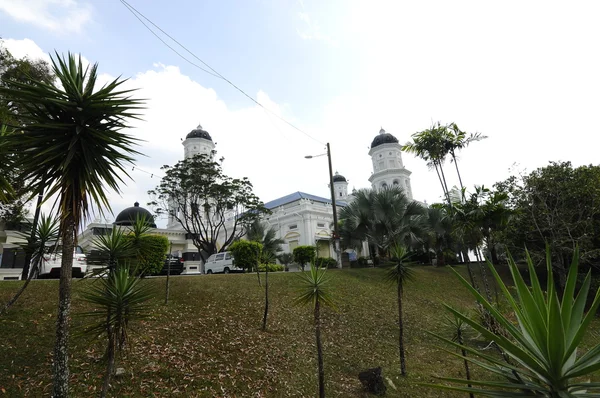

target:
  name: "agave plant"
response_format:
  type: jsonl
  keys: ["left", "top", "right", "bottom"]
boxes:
{"left": 81, "top": 266, "right": 154, "bottom": 398}
{"left": 294, "top": 263, "right": 336, "bottom": 398}
{"left": 428, "top": 247, "right": 600, "bottom": 397}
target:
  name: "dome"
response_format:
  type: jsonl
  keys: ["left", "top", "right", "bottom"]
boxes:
{"left": 185, "top": 124, "right": 212, "bottom": 141}
{"left": 332, "top": 172, "right": 347, "bottom": 183}
{"left": 114, "top": 202, "right": 157, "bottom": 228}
{"left": 370, "top": 127, "right": 399, "bottom": 148}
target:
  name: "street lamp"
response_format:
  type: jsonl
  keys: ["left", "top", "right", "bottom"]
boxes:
{"left": 305, "top": 142, "right": 342, "bottom": 269}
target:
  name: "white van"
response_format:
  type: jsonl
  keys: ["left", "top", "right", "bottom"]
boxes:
{"left": 204, "top": 252, "right": 241, "bottom": 274}
{"left": 39, "top": 245, "right": 88, "bottom": 278}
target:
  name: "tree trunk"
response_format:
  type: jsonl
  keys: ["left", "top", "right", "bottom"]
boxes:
{"left": 433, "top": 162, "right": 451, "bottom": 205}
{"left": 438, "top": 161, "right": 453, "bottom": 208}
{"left": 462, "top": 250, "right": 470, "bottom": 263}
{"left": 262, "top": 267, "right": 269, "bottom": 331}
{"left": 53, "top": 212, "right": 75, "bottom": 398}
{"left": 474, "top": 249, "right": 493, "bottom": 302}
{"left": 451, "top": 152, "right": 465, "bottom": 201}
{"left": 465, "top": 261, "right": 478, "bottom": 291}
{"left": 436, "top": 250, "right": 445, "bottom": 267}
{"left": 398, "top": 282, "right": 407, "bottom": 376}
{"left": 165, "top": 245, "right": 172, "bottom": 305}
{"left": 315, "top": 300, "right": 325, "bottom": 398}
{"left": 1, "top": 256, "right": 41, "bottom": 315}
{"left": 456, "top": 328, "right": 473, "bottom": 398}
{"left": 101, "top": 330, "right": 115, "bottom": 398}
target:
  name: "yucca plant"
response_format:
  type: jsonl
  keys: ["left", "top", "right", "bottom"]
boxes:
{"left": 385, "top": 244, "right": 415, "bottom": 376}
{"left": 427, "top": 247, "right": 600, "bottom": 397}
{"left": 444, "top": 313, "right": 474, "bottom": 398}
{"left": 294, "top": 263, "right": 336, "bottom": 398}
{"left": 92, "top": 227, "right": 134, "bottom": 276}
{"left": 80, "top": 265, "right": 154, "bottom": 398}
{"left": 1, "top": 52, "right": 143, "bottom": 397}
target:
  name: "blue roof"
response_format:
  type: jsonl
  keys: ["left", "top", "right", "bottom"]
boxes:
{"left": 264, "top": 191, "right": 347, "bottom": 209}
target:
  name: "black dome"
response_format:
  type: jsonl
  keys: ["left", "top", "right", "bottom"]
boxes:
{"left": 370, "top": 128, "right": 399, "bottom": 148}
{"left": 333, "top": 173, "right": 347, "bottom": 183}
{"left": 186, "top": 124, "right": 212, "bottom": 141}
{"left": 114, "top": 202, "right": 157, "bottom": 228}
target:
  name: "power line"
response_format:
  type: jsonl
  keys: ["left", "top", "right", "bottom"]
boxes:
{"left": 119, "top": 0, "right": 325, "bottom": 146}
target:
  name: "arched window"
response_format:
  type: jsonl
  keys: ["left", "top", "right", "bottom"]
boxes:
{"left": 393, "top": 179, "right": 399, "bottom": 186}
{"left": 381, "top": 182, "right": 388, "bottom": 189}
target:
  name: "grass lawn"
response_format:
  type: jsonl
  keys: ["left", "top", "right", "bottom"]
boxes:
{"left": 0, "top": 265, "right": 599, "bottom": 397}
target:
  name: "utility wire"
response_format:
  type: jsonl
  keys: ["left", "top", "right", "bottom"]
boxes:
{"left": 119, "top": 0, "right": 325, "bottom": 146}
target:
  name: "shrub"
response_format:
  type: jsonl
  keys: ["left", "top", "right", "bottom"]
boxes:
{"left": 293, "top": 245, "right": 316, "bottom": 271}
{"left": 357, "top": 256, "right": 370, "bottom": 267}
{"left": 258, "top": 263, "right": 284, "bottom": 272}
{"left": 230, "top": 240, "right": 263, "bottom": 272}
{"left": 125, "top": 234, "right": 169, "bottom": 275}
{"left": 315, "top": 257, "right": 337, "bottom": 269}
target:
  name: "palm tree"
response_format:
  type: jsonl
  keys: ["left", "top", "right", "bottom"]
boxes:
{"left": 278, "top": 252, "right": 293, "bottom": 272}
{"left": 294, "top": 264, "right": 336, "bottom": 398}
{"left": 443, "top": 314, "right": 474, "bottom": 398}
{"left": 339, "top": 187, "right": 426, "bottom": 259}
{"left": 445, "top": 123, "right": 487, "bottom": 200}
{"left": 385, "top": 244, "right": 415, "bottom": 376}
{"left": 1, "top": 53, "right": 142, "bottom": 397}
{"left": 1, "top": 213, "right": 59, "bottom": 314}
{"left": 246, "top": 219, "right": 284, "bottom": 263}
{"left": 424, "top": 206, "right": 454, "bottom": 266}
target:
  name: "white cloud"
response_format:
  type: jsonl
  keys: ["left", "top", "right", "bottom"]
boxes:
{"left": 296, "top": 11, "right": 337, "bottom": 46}
{"left": 2, "top": 38, "right": 50, "bottom": 62}
{"left": 0, "top": 0, "right": 92, "bottom": 33}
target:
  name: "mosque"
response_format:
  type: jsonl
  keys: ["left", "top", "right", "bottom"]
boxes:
{"left": 77, "top": 124, "right": 415, "bottom": 274}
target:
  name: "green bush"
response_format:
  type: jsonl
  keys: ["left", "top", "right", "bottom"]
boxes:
{"left": 293, "top": 245, "right": 316, "bottom": 271}
{"left": 258, "top": 263, "right": 284, "bottom": 272}
{"left": 357, "top": 256, "right": 370, "bottom": 267}
{"left": 230, "top": 240, "right": 263, "bottom": 272}
{"left": 315, "top": 257, "right": 337, "bottom": 269}
{"left": 124, "top": 234, "right": 169, "bottom": 275}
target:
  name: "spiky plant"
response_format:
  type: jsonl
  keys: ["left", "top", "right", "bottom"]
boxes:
{"left": 1, "top": 52, "right": 143, "bottom": 396}
{"left": 294, "top": 264, "right": 336, "bottom": 398}
{"left": 81, "top": 265, "right": 154, "bottom": 397}
{"left": 427, "top": 247, "right": 600, "bottom": 397}
{"left": 385, "top": 244, "right": 415, "bottom": 376}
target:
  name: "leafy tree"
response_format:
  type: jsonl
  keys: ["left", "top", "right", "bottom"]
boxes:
{"left": 0, "top": 53, "right": 142, "bottom": 397}
{"left": 230, "top": 239, "right": 263, "bottom": 281}
{"left": 338, "top": 187, "right": 426, "bottom": 258}
{"left": 126, "top": 234, "right": 169, "bottom": 275}
{"left": 294, "top": 264, "right": 336, "bottom": 398}
{"left": 293, "top": 245, "right": 316, "bottom": 271}
{"left": 81, "top": 266, "right": 154, "bottom": 398}
{"left": 424, "top": 205, "right": 454, "bottom": 266}
{"left": 427, "top": 247, "right": 600, "bottom": 396}
{"left": 246, "top": 219, "right": 284, "bottom": 263}
{"left": 385, "top": 245, "right": 414, "bottom": 376}
{"left": 149, "top": 153, "right": 268, "bottom": 268}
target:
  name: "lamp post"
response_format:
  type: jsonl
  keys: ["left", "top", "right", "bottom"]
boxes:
{"left": 305, "top": 143, "right": 342, "bottom": 269}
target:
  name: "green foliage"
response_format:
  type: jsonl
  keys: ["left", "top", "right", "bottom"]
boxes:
{"left": 277, "top": 252, "right": 294, "bottom": 268}
{"left": 384, "top": 245, "right": 415, "bottom": 285}
{"left": 315, "top": 257, "right": 337, "bottom": 269}
{"left": 93, "top": 228, "right": 133, "bottom": 271}
{"left": 293, "top": 245, "right": 316, "bottom": 270}
{"left": 230, "top": 240, "right": 263, "bottom": 272}
{"left": 294, "top": 263, "right": 336, "bottom": 310}
{"left": 246, "top": 219, "right": 284, "bottom": 263}
{"left": 427, "top": 247, "right": 600, "bottom": 396}
{"left": 126, "top": 234, "right": 169, "bottom": 275}
{"left": 149, "top": 153, "right": 269, "bottom": 262}
{"left": 258, "top": 263, "right": 284, "bottom": 272}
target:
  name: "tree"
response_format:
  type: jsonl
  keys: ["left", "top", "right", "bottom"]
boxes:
{"left": 149, "top": 153, "right": 268, "bottom": 269}
{"left": 294, "top": 264, "right": 336, "bottom": 398}
{"left": 338, "top": 187, "right": 426, "bottom": 258}
{"left": 444, "top": 123, "right": 486, "bottom": 200}
{"left": 424, "top": 205, "right": 454, "bottom": 266}
{"left": 293, "top": 245, "right": 316, "bottom": 271}
{"left": 1, "top": 53, "right": 143, "bottom": 397}
{"left": 246, "top": 219, "right": 284, "bottom": 263}
{"left": 495, "top": 162, "right": 600, "bottom": 288}
{"left": 427, "top": 247, "right": 600, "bottom": 396}
{"left": 385, "top": 245, "right": 414, "bottom": 376}
{"left": 229, "top": 240, "right": 263, "bottom": 283}
{"left": 81, "top": 266, "right": 154, "bottom": 397}
{"left": 278, "top": 252, "right": 293, "bottom": 272}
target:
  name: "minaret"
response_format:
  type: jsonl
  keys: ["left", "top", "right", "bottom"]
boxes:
{"left": 368, "top": 127, "right": 413, "bottom": 199}
{"left": 182, "top": 124, "right": 215, "bottom": 159}
{"left": 332, "top": 172, "right": 349, "bottom": 200}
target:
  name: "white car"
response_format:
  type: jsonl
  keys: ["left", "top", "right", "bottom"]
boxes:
{"left": 39, "top": 245, "right": 88, "bottom": 278}
{"left": 204, "top": 252, "right": 242, "bottom": 274}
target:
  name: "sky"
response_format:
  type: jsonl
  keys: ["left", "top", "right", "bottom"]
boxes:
{"left": 1, "top": 0, "right": 599, "bottom": 228}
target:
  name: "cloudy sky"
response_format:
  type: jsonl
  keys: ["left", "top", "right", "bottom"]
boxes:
{"left": 1, "top": 0, "right": 598, "bottom": 227}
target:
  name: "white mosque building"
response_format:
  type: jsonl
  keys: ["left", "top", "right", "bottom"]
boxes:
{"left": 75, "top": 125, "right": 415, "bottom": 274}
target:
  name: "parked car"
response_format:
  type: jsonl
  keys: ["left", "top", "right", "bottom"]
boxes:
{"left": 204, "top": 251, "right": 242, "bottom": 274}
{"left": 39, "top": 245, "right": 88, "bottom": 278}
{"left": 153, "top": 254, "right": 184, "bottom": 276}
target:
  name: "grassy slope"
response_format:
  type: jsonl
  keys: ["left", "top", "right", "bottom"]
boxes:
{"left": 0, "top": 266, "right": 598, "bottom": 397}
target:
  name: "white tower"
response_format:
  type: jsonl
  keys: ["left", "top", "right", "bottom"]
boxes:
{"left": 368, "top": 127, "right": 413, "bottom": 199}
{"left": 182, "top": 124, "right": 215, "bottom": 159}
{"left": 332, "top": 172, "right": 349, "bottom": 200}
{"left": 167, "top": 124, "right": 216, "bottom": 229}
